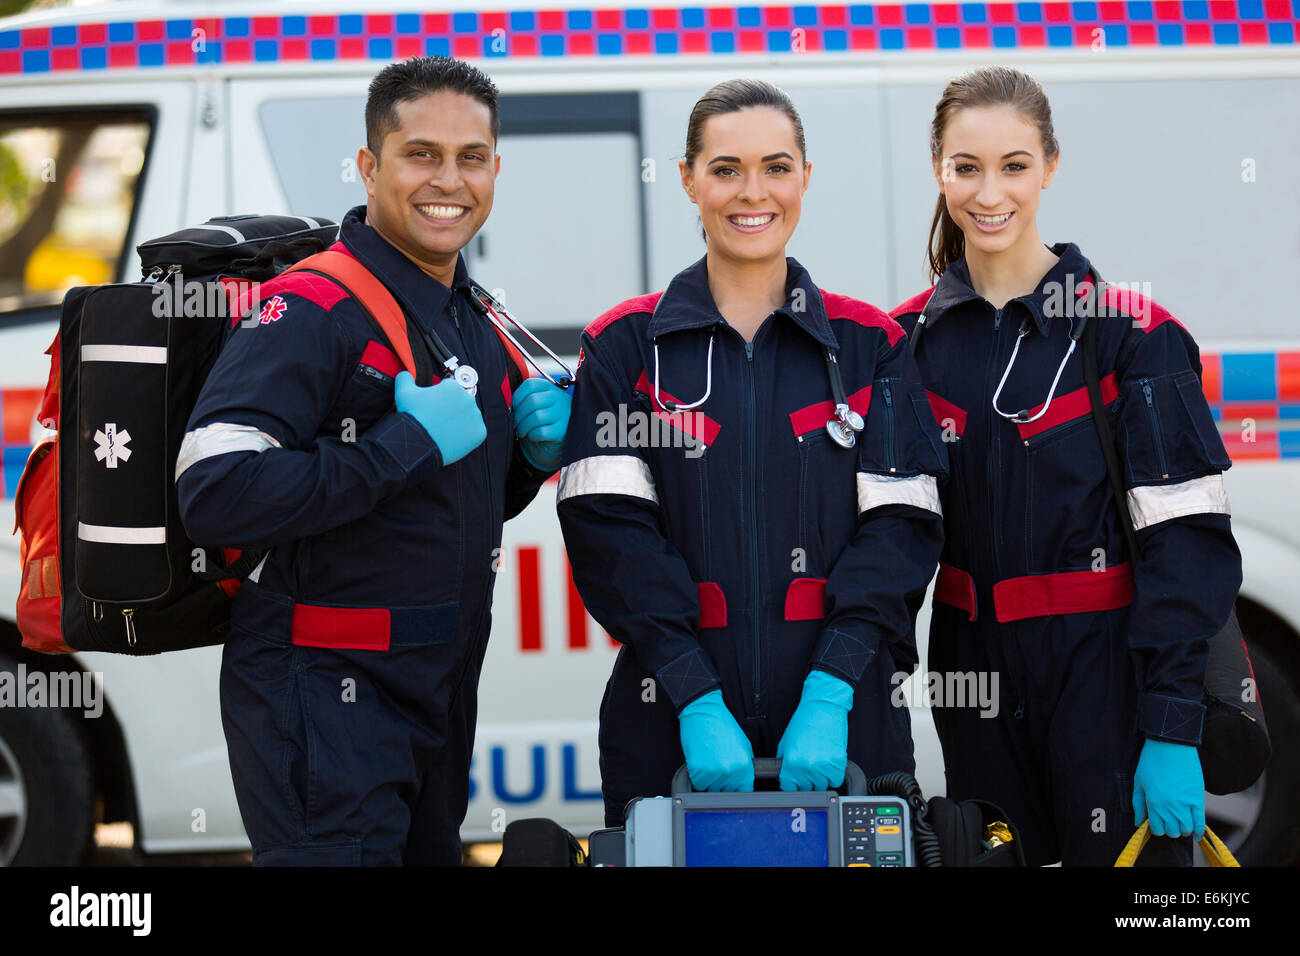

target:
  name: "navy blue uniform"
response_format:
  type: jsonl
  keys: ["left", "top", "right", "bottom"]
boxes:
{"left": 558, "top": 256, "right": 947, "bottom": 825}
{"left": 892, "top": 242, "right": 1241, "bottom": 866}
{"left": 176, "top": 205, "right": 551, "bottom": 865}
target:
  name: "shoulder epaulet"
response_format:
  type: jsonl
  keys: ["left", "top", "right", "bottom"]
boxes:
{"left": 585, "top": 291, "right": 663, "bottom": 339}
{"left": 820, "top": 290, "right": 904, "bottom": 348}
{"left": 1093, "top": 282, "right": 1184, "bottom": 335}
{"left": 889, "top": 287, "right": 937, "bottom": 321}
{"left": 230, "top": 244, "right": 353, "bottom": 320}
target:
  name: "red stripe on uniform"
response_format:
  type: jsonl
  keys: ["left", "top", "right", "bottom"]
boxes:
{"left": 926, "top": 390, "right": 966, "bottom": 437}
{"left": 697, "top": 581, "right": 727, "bottom": 628}
{"left": 783, "top": 577, "right": 826, "bottom": 621}
{"left": 1016, "top": 372, "right": 1119, "bottom": 441}
{"left": 501, "top": 374, "right": 512, "bottom": 408}
{"left": 889, "top": 286, "right": 937, "bottom": 322}
{"left": 359, "top": 340, "right": 401, "bottom": 378}
{"left": 291, "top": 603, "right": 390, "bottom": 651}
{"left": 934, "top": 562, "right": 977, "bottom": 621}
{"left": 819, "top": 290, "right": 905, "bottom": 347}
{"left": 632, "top": 370, "right": 723, "bottom": 447}
{"left": 789, "top": 385, "right": 872, "bottom": 437}
{"left": 992, "top": 562, "right": 1134, "bottom": 623}
{"left": 586, "top": 292, "right": 662, "bottom": 339}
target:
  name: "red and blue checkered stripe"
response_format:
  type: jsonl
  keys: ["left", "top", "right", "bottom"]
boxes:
{"left": 1204, "top": 350, "right": 1300, "bottom": 461}
{"left": 1, "top": 3, "right": 1298, "bottom": 74}
{"left": 1, "top": 387, "right": 42, "bottom": 500}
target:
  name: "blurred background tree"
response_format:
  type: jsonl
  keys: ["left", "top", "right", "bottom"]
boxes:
{"left": 1, "top": 0, "right": 68, "bottom": 20}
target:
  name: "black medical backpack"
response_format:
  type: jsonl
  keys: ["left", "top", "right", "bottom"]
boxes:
{"left": 56, "top": 214, "right": 338, "bottom": 654}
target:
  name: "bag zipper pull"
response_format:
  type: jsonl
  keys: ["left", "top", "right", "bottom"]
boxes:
{"left": 92, "top": 601, "right": 103, "bottom": 622}
{"left": 122, "top": 608, "right": 137, "bottom": 648}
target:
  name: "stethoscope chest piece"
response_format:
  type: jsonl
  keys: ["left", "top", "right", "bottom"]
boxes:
{"left": 452, "top": 364, "right": 479, "bottom": 396}
{"left": 826, "top": 405, "right": 864, "bottom": 448}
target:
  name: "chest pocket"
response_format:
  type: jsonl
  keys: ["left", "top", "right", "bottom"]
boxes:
{"left": 1020, "top": 375, "right": 1117, "bottom": 574}
{"left": 788, "top": 390, "right": 867, "bottom": 576}
{"left": 331, "top": 339, "right": 403, "bottom": 438}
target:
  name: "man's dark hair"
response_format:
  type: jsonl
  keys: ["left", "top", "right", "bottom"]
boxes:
{"left": 365, "top": 56, "right": 500, "bottom": 159}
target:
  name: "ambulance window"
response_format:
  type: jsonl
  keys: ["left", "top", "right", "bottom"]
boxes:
{"left": 0, "top": 109, "right": 152, "bottom": 321}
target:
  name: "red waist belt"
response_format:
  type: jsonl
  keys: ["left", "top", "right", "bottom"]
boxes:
{"left": 935, "top": 562, "right": 1134, "bottom": 623}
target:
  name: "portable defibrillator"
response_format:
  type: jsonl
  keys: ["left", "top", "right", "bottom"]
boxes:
{"left": 588, "top": 759, "right": 916, "bottom": 867}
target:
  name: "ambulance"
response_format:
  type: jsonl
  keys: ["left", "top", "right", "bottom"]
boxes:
{"left": 0, "top": 0, "right": 1297, "bottom": 866}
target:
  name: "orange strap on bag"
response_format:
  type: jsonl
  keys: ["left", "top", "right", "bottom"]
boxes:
{"left": 285, "top": 247, "right": 533, "bottom": 389}
{"left": 15, "top": 438, "right": 72, "bottom": 655}
{"left": 15, "top": 329, "right": 71, "bottom": 654}
{"left": 285, "top": 249, "right": 420, "bottom": 377}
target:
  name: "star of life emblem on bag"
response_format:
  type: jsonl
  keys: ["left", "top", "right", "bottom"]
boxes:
{"left": 93, "top": 422, "right": 132, "bottom": 469}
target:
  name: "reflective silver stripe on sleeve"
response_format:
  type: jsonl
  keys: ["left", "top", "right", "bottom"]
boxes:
{"left": 1127, "top": 474, "right": 1230, "bottom": 532}
{"left": 81, "top": 344, "right": 167, "bottom": 364}
{"left": 856, "top": 473, "right": 942, "bottom": 517}
{"left": 557, "top": 455, "right": 658, "bottom": 504}
{"left": 78, "top": 522, "right": 166, "bottom": 545}
{"left": 175, "top": 422, "right": 283, "bottom": 481}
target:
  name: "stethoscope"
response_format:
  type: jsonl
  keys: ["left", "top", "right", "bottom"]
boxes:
{"left": 651, "top": 292, "right": 866, "bottom": 449}
{"left": 418, "top": 284, "right": 576, "bottom": 395}
{"left": 909, "top": 271, "right": 1098, "bottom": 424}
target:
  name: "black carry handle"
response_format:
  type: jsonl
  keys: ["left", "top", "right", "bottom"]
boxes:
{"left": 671, "top": 759, "right": 868, "bottom": 796}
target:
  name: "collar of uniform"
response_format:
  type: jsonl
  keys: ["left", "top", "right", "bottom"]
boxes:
{"left": 926, "top": 241, "right": 1092, "bottom": 337}
{"left": 646, "top": 254, "right": 837, "bottom": 349}
{"left": 338, "top": 204, "right": 472, "bottom": 333}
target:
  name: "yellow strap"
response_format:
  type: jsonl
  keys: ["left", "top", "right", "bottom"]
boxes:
{"left": 1113, "top": 821, "right": 1241, "bottom": 867}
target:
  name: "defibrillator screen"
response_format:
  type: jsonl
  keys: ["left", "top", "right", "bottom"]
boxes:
{"left": 682, "top": 808, "right": 829, "bottom": 867}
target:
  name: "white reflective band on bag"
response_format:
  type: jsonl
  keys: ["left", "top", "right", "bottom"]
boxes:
{"left": 78, "top": 522, "right": 166, "bottom": 545}
{"left": 174, "top": 422, "right": 283, "bottom": 481}
{"left": 855, "top": 473, "right": 942, "bottom": 517}
{"left": 558, "top": 455, "right": 658, "bottom": 504}
{"left": 81, "top": 344, "right": 167, "bottom": 364}
{"left": 1128, "top": 474, "right": 1230, "bottom": 531}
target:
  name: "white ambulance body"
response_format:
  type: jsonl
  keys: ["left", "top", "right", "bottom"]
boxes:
{"left": 0, "top": 0, "right": 1297, "bottom": 865}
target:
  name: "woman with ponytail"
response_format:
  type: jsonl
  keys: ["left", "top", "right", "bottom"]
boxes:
{"left": 891, "top": 66, "right": 1241, "bottom": 866}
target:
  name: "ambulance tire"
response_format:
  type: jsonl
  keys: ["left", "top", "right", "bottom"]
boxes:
{"left": 1214, "top": 639, "right": 1300, "bottom": 867}
{"left": 0, "top": 651, "right": 95, "bottom": 866}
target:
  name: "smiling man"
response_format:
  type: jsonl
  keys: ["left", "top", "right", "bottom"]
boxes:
{"left": 176, "top": 57, "right": 571, "bottom": 865}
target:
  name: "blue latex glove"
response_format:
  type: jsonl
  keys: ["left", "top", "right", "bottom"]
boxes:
{"left": 678, "top": 690, "right": 755, "bottom": 793}
{"left": 777, "top": 670, "right": 854, "bottom": 792}
{"left": 512, "top": 377, "right": 571, "bottom": 471}
{"left": 1133, "top": 738, "right": 1205, "bottom": 840}
{"left": 394, "top": 370, "right": 486, "bottom": 466}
